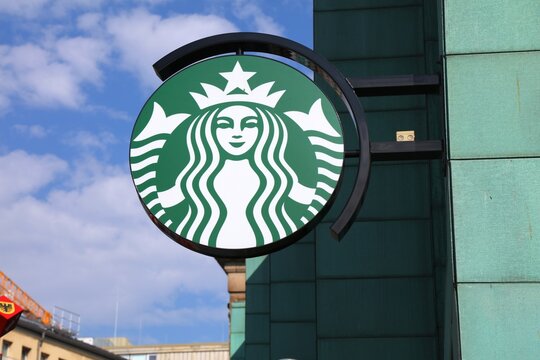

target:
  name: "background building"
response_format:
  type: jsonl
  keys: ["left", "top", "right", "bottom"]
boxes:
{"left": 1, "top": 270, "right": 229, "bottom": 360}
{"left": 1, "top": 318, "right": 124, "bottom": 360}
{"left": 104, "top": 342, "right": 229, "bottom": 360}
{"left": 1, "top": 271, "right": 123, "bottom": 360}
{"left": 231, "top": 0, "right": 539, "bottom": 359}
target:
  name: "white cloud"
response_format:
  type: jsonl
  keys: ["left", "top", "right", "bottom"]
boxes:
{"left": 49, "top": 0, "right": 104, "bottom": 16}
{"left": 233, "top": 0, "right": 284, "bottom": 35}
{"left": 0, "top": 5, "right": 286, "bottom": 113}
{"left": 0, "top": 0, "right": 103, "bottom": 18}
{"left": 0, "top": 8, "right": 241, "bottom": 111}
{"left": 140, "top": 306, "right": 226, "bottom": 326}
{"left": 77, "top": 12, "right": 104, "bottom": 32}
{"left": 13, "top": 124, "right": 49, "bottom": 138}
{"left": 0, "top": 36, "right": 110, "bottom": 110}
{"left": 106, "top": 9, "right": 239, "bottom": 87}
{"left": 83, "top": 104, "right": 131, "bottom": 121}
{"left": 55, "top": 37, "right": 109, "bottom": 83}
{"left": 0, "top": 150, "right": 227, "bottom": 330}
{"left": 64, "top": 130, "right": 117, "bottom": 151}
{"left": 0, "top": 0, "right": 48, "bottom": 17}
{"left": 0, "top": 150, "right": 67, "bottom": 203}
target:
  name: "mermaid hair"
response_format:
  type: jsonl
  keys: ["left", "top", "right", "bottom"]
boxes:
{"left": 175, "top": 104, "right": 298, "bottom": 247}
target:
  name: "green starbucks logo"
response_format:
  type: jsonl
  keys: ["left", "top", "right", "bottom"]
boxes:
{"left": 130, "top": 55, "right": 344, "bottom": 254}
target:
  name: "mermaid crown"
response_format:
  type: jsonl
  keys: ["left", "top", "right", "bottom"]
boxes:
{"left": 190, "top": 61, "right": 285, "bottom": 109}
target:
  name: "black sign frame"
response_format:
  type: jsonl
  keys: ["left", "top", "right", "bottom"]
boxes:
{"left": 136, "top": 32, "right": 371, "bottom": 257}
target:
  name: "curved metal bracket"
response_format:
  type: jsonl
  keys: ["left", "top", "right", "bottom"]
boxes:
{"left": 153, "top": 32, "right": 371, "bottom": 242}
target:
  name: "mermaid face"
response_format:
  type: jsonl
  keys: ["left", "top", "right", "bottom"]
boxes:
{"left": 215, "top": 105, "right": 259, "bottom": 157}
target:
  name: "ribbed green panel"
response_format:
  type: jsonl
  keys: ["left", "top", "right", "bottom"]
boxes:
{"left": 312, "top": 0, "right": 443, "bottom": 358}
{"left": 316, "top": 221, "right": 432, "bottom": 278}
{"left": 447, "top": 51, "right": 540, "bottom": 159}
{"left": 452, "top": 158, "right": 540, "bottom": 282}
{"left": 445, "top": 0, "right": 540, "bottom": 54}
{"left": 317, "top": 278, "right": 436, "bottom": 337}
{"left": 270, "top": 243, "right": 315, "bottom": 281}
{"left": 357, "top": 162, "right": 431, "bottom": 220}
{"left": 245, "top": 314, "right": 269, "bottom": 344}
{"left": 326, "top": 162, "right": 431, "bottom": 223}
{"left": 270, "top": 282, "right": 316, "bottom": 322}
{"left": 458, "top": 284, "right": 540, "bottom": 360}
{"left": 318, "top": 338, "right": 437, "bottom": 360}
{"left": 336, "top": 109, "right": 429, "bottom": 147}
{"left": 332, "top": 57, "right": 425, "bottom": 77}
{"left": 244, "top": 345, "right": 269, "bottom": 360}
{"left": 245, "top": 257, "right": 270, "bottom": 357}
{"left": 315, "top": 7, "right": 423, "bottom": 60}
{"left": 315, "top": 0, "right": 422, "bottom": 11}
{"left": 366, "top": 110, "right": 428, "bottom": 142}
{"left": 271, "top": 323, "right": 317, "bottom": 360}
{"left": 239, "top": 1, "right": 444, "bottom": 358}
{"left": 245, "top": 285, "right": 269, "bottom": 314}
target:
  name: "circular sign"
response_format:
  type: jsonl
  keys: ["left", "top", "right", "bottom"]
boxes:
{"left": 130, "top": 55, "right": 344, "bottom": 257}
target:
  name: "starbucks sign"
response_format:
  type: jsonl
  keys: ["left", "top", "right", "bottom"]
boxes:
{"left": 130, "top": 54, "right": 346, "bottom": 257}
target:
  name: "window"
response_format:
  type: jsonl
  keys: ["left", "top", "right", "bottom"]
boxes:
{"left": 40, "top": 352, "right": 49, "bottom": 360}
{"left": 128, "top": 356, "right": 146, "bottom": 360}
{"left": 1, "top": 341, "right": 11, "bottom": 359}
{"left": 148, "top": 355, "right": 157, "bottom": 360}
{"left": 21, "top": 347, "right": 31, "bottom": 360}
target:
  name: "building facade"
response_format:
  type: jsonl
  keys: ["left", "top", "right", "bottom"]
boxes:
{"left": 1, "top": 318, "right": 125, "bottom": 360}
{"left": 104, "top": 342, "right": 229, "bottom": 360}
{"left": 442, "top": 0, "right": 539, "bottom": 359}
{"left": 230, "top": 0, "right": 539, "bottom": 359}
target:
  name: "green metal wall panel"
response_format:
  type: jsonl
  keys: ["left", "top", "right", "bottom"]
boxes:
{"left": 244, "top": 345, "right": 269, "bottom": 360}
{"left": 447, "top": 51, "right": 540, "bottom": 159}
{"left": 246, "top": 256, "right": 269, "bottom": 283}
{"left": 245, "top": 284, "right": 269, "bottom": 314}
{"left": 230, "top": 302, "right": 246, "bottom": 360}
{"left": 270, "top": 282, "right": 316, "bottom": 322}
{"left": 444, "top": 0, "right": 540, "bottom": 358}
{"left": 315, "top": 0, "right": 422, "bottom": 11}
{"left": 367, "top": 110, "right": 428, "bottom": 142}
{"left": 334, "top": 109, "right": 429, "bottom": 148}
{"left": 361, "top": 94, "right": 426, "bottom": 113}
{"left": 245, "top": 314, "right": 269, "bottom": 344}
{"left": 331, "top": 57, "right": 425, "bottom": 77}
{"left": 270, "top": 243, "right": 315, "bottom": 281}
{"left": 271, "top": 323, "right": 317, "bottom": 360}
{"left": 327, "top": 162, "right": 431, "bottom": 223}
{"left": 231, "top": 302, "right": 246, "bottom": 333}
{"left": 245, "top": 257, "right": 270, "bottom": 356}
{"left": 316, "top": 221, "right": 433, "bottom": 278}
{"left": 317, "top": 278, "right": 436, "bottom": 337}
{"left": 315, "top": 7, "right": 423, "bottom": 60}
{"left": 451, "top": 158, "right": 540, "bottom": 282}
{"left": 313, "top": 0, "right": 443, "bottom": 358}
{"left": 230, "top": 333, "right": 245, "bottom": 360}
{"left": 444, "top": 0, "right": 540, "bottom": 54}
{"left": 240, "top": 1, "right": 445, "bottom": 358}
{"left": 318, "top": 338, "right": 437, "bottom": 360}
{"left": 458, "top": 284, "right": 540, "bottom": 360}
{"left": 357, "top": 162, "right": 431, "bottom": 220}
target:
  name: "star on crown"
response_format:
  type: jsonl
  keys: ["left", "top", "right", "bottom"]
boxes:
{"left": 190, "top": 61, "right": 286, "bottom": 109}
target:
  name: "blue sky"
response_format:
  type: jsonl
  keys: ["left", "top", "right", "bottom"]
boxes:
{"left": 0, "top": 0, "right": 311, "bottom": 345}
